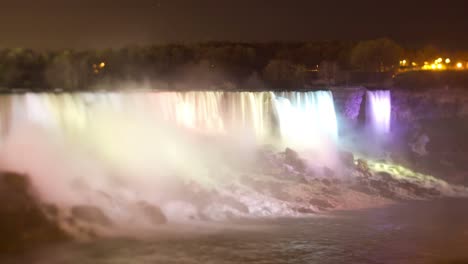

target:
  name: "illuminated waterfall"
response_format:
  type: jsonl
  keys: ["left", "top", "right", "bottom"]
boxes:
{"left": 366, "top": 90, "right": 391, "bottom": 134}
{"left": 0, "top": 91, "right": 338, "bottom": 149}
{"left": 274, "top": 91, "right": 338, "bottom": 148}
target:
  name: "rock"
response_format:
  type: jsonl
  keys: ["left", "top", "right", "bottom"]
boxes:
{"left": 71, "top": 205, "right": 112, "bottom": 226}
{"left": 0, "top": 172, "right": 67, "bottom": 253}
{"left": 137, "top": 202, "right": 167, "bottom": 225}
{"left": 350, "top": 184, "right": 376, "bottom": 196}
{"left": 309, "top": 199, "right": 334, "bottom": 210}
{"left": 369, "top": 180, "right": 396, "bottom": 199}
{"left": 295, "top": 207, "right": 315, "bottom": 214}
{"left": 376, "top": 171, "right": 394, "bottom": 182}
{"left": 219, "top": 196, "right": 249, "bottom": 213}
{"left": 284, "top": 148, "right": 307, "bottom": 172}
{"left": 285, "top": 147, "right": 299, "bottom": 160}
{"left": 356, "top": 159, "right": 372, "bottom": 177}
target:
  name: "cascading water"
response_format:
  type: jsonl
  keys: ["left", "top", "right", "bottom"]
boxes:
{"left": 366, "top": 90, "right": 391, "bottom": 135}
{"left": 0, "top": 90, "right": 341, "bottom": 225}
{"left": 0, "top": 91, "right": 338, "bottom": 149}
{"left": 274, "top": 91, "right": 338, "bottom": 148}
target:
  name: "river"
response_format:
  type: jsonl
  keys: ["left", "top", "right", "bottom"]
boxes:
{"left": 3, "top": 199, "right": 468, "bottom": 264}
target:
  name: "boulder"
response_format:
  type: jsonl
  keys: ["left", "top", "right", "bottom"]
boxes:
{"left": 356, "top": 159, "right": 372, "bottom": 177}
{"left": 0, "top": 172, "right": 67, "bottom": 253}
{"left": 284, "top": 148, "right": 306, "bottom": 172}
{"left": 294, "top": 207, "right": 315, "bottom": 214}
{"left": 217, "top": 196, "right": 249, "bottom": 214}
{"left": 137, "top": 202, "right": 167, "bottom": 225}
{"left": 71, "top": 205, "right": 112, "bottom": 226}
{"left": 309, "top": 199, "right": 334, "bottom": 210}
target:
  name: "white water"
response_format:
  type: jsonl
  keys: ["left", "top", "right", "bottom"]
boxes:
{"left": 0, "top": 90, "right": 339, "bottom": 224}
{"left": 366, "top": 90, "right": 391, "bottom": 135}
{"left": 275, "top": 91, "right": 338, "bottom": 149}
{"left": 0, "top": 91, "right": 338, "bottom": 148}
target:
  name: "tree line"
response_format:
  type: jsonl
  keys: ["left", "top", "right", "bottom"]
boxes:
{"left": 0, "top": 38, "right": 466, "bottom": 91}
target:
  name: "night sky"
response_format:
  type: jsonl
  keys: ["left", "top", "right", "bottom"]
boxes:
{"left": 0, "top": 0, "right": 467, "bottom": 50}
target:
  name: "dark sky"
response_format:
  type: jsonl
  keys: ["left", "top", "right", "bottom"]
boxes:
{"left": 0, "top": 0, "right": 467, "bottom": 50}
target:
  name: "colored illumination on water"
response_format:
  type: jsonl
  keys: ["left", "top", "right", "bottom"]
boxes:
{"left": 366, "top": 90, "right": 391, "bottom": 135}
{"left": 0, "top": 91, "right": 338, "bottom": 152}
{"left": 274, "top": 91, "right": 338, "bottom": 148}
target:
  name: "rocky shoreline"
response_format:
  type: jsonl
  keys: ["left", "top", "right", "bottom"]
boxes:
{"left": 1, "top": 145, "right": 466, "bottom": 254}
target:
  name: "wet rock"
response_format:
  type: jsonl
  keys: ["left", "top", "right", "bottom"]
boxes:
{"left": 369, "top": 179, "right": 389, "bottom": 190}
{"left": 321, "top": 187, "right": 341, "bottom": 196}
{"left": 350, "top": 184, "right": 376, "bottom": 196}
{"left": 0, "top": 172, "right": 67, "bottom": 253}
{"left": 285, "top": 147, "right": 299, "bottom": 160}
{"left": 137, "top": 202, "right": 167, "bottom": 225}
{"left": 71, "top": 205, "right": 112, "bottom": 226}
{"left": 273, "top": 190, "right": 293, "bottom": 202}
{"left": 376, "top": 171, "right": 394, "bottom": 182}
{"left": 369, "top": 180, "right": 396, "bottom": 199}
{"left": 356, "top": 159, "right": 372, "bottom": 177}
{"left": 295, "top": 207, "right": 315, "bottom": 214}
{"left": 284, "top": 148, "right": 306, "bottom": 172}
{"left": 218, "top": 196, "right": 249, "bottom": 214}
{"left": 309, "top": 199, "right": 334, "bottom": 210}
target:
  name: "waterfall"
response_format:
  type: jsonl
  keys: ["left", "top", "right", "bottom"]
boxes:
{"left": 0, "top": 91, "right": 338, "bottom": 149}
{"left": 274, "top": 91, "right": 338, "bottom": 148}
{"left": 366, "top": 90, "right": 391, "bottom": 135}
{"left": 0, "top": 90, "right": 342, "bottom": 223}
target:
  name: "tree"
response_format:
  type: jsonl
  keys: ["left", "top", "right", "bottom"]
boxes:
{"left": 263, "top": 59, "right": 306, "bottom": 88}
{"left": 350, "top": 38, "right": 403, "bottom": 72}
{"left": 318, "top": 60, "right": 341, "bottom": 85}
{"left": 45, "top": 51, "right": 89, "bottom": 90}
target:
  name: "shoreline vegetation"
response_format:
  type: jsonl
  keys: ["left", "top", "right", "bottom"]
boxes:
{"left": 0, "top": 38, "right": 467, "bottom": 92}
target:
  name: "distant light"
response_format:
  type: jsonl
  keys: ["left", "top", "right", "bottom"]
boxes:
{"left": 92, "top": 64, "right": 97, "bottom": 69}
{"left": 431, "top": 64, "right": 437, "bottom": 69}
{"left": 424, "top": 61, "right": 429, "bottom": 65}
{"left": 411, "top": 62, "right": 417, "bottom": 66}
{"left": 457, "top": 62, "right": 463, "bottom": 69}
{"left": 437, "top": 58, "right": 443, "bottom": 63}
{"left": 437, "top": 64, "right": 443, "bottom": 69}
{"left": 99, "top": 62, "right": 106, "bottom": 68}
{"left": 445, "top": 58, "right": 451, "bottom": 64}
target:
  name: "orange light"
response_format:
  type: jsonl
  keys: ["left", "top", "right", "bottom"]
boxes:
{"left": 457, "top": 62, "right": 463, "bottom": 69}
{"left": 99, "top": 62, "right": 106, "bottom": 68}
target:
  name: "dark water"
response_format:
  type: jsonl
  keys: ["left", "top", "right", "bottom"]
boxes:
{"left": 4, "top": 199, "right": 468, "bottom": 264}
